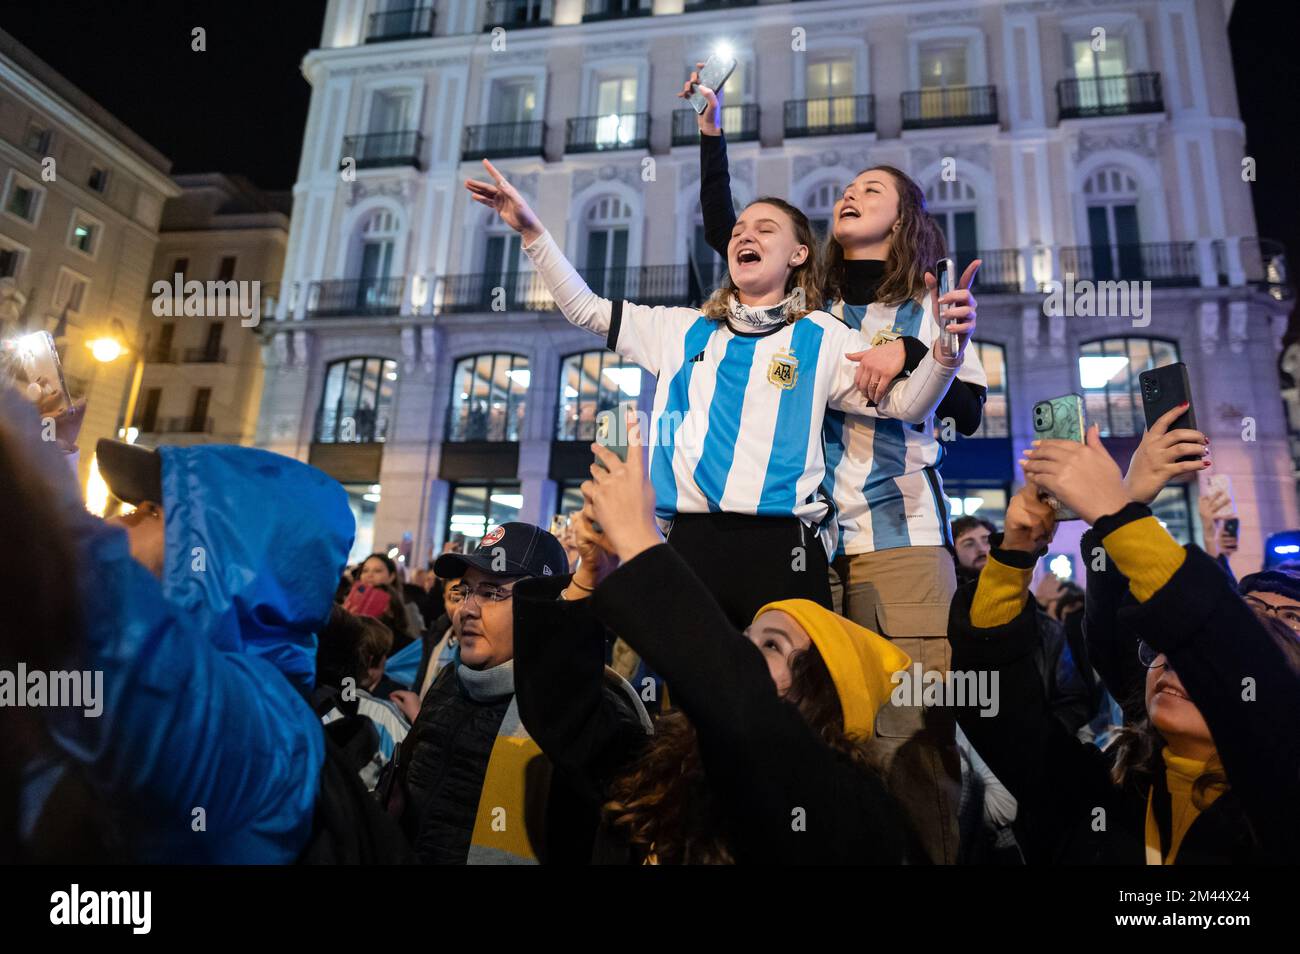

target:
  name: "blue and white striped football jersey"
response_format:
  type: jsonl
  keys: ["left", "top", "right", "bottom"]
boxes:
{"left": 823, "top": 295, "right": 988, "bottom": 555}
{"left": 611, "top": 304, "right": 886, "bottom": 534}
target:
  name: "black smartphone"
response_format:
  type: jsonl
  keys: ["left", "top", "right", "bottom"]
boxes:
{"left": 689, "top": 52, "right": 738, "bottom": 114}
{"left": 1139, "top": 363, "right": 1197, "bottom": 461}
{"left": 1223, "top": 517, "right": 1240, "bottom": 538}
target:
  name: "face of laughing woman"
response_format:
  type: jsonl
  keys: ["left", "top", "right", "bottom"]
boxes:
{"left": 1144, "top": 654, "right": 1214, "bottom": 762}
{"left": 833, "top": 169, "right": 901, "bottom": 258}
{"left": 727, "top": 202, "right": 808, "bottom": 307}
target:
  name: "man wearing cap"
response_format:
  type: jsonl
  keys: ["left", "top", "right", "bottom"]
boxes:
{"left": 380, "top": 522, "right": 569, "bottom": 864}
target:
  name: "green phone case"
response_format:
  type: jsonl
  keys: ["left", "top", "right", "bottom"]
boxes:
{"left": 1031, "top": 395, "right": 1086, "bottom": 520}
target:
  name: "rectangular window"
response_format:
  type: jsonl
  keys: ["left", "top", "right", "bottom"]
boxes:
{"left": 88, "top": 166, "right": 110, "bottom": 193}
{"left": 137, "top": 388, "right": 162, "bottom": 433}
{"left": 447, "top": 481, "right": 523, "bottom": 550}
{"left": 0, "top": 247, "right": 19, "bottom": 279}
{"left": 24, "top": 122, "right": 51, "bottom": 154}
{"left": 54, "top": 270, "right": 89, "bottom": 313}
{"left": 489, "top": 78, "right": 539, "bottom": 124}
{"left": 217, "top": 256, "right": 237, "bottom": 281}
{"left": 5, "top": 181, "right": 42, "bottom": 224}
{"left": 69, "top": 214, "right": 100, "bottom": 256}
{"left": 171, "top": 256, "right": 190, "bottom": 278}
{"left": 190, "top": 388, "right": 212, "bottom": 432}
{"left": 919, "top": 43, "right": 969, "bottom": 88}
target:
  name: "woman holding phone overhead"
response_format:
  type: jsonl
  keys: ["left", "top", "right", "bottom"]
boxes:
{"left": 465, "top": 159, "right": 965, "bottom": 629}
{"left": 684, "top": 68, "right": 985, "bottom": 864}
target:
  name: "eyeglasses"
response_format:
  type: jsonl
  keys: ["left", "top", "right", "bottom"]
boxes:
{"left": 1137, "top": 640, "right": 1168, "bottom": 670}
{"left": 1243, "top": 595, "right": 1300, "bottom": 632}
{"left": 447, "top": 582, "right": 515, "bottom": 604}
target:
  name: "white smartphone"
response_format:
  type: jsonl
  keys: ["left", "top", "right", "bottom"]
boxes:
{"left": 935, "top": 258, "right": 960, "bottom": 357}
{"left": 689, "top": 53, "right": 738, "bottom": 115}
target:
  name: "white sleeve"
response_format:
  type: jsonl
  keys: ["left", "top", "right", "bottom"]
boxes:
{"left": 521, "top": 229, "right": 695, "bottom": 375}
{"left": 521, "top": 229, "right": 612, "bottom": 337}
{"left": 822, "top": 321, "right": 958, "bottom": 424}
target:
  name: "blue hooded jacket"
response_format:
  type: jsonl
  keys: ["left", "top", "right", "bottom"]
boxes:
{"left": 36, "top": 430, "right": 354, "bottom": 863}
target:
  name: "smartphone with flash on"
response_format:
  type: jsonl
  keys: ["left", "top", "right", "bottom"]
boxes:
{"left": 3, "top": 331, "right": 71, "bottom": 413}
{"left": 1031, "top": 394, "right": 1087, "bottom": 521}
{"left": 689, "top": 52, "right": 738, "bottom": 115}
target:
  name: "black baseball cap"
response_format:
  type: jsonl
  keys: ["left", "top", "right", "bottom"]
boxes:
{"left": 96, "top": 438, "right": 162, "bottom": 506}
{"left": 434, "top": 521, "right": 568, "bottom": 580}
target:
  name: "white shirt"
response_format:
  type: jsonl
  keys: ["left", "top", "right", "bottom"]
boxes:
{"left": 521, "top": 230, "right": 960, "bottom": 550}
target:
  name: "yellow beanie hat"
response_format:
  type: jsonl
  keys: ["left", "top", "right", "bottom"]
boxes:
{"left": 753, "top": 599, "right": 911, "bottom": 740}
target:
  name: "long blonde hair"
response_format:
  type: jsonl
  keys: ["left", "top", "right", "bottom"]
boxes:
{"left": 822, "top": 165, "right": 946, "bottom": 307}
{"left": 701, "top": 196, "right": 824, "bottom": 324}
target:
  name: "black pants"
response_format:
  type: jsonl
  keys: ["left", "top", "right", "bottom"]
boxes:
{"left": 666, "top": 513, "right": 832, "bottom": 630}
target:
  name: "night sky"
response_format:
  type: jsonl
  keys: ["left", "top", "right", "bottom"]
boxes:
{"left": 2, "top": 1, "right": 1295, "bottom": 304}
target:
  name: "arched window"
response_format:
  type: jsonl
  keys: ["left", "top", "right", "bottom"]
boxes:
{"left": 582, "top": 195, "right": 633, "bottom": 297}
{"left": 804, "top": 181, "right": 840, "bottom": 242}
{"left": 447, "top": 353, "right": 529, "bottom": 442}
{"left": 969, "top": 340, "right": 1008, "bottom": 437}
{"left": 1078, "top": 336, "right": 1179, "bottom": 437}
{"left": 556, "top": 349, "right": 642, "bottom": 441}
{"left": 315, "top": 356, "right": 399, "bottom": 443}
{"left": 1082, "top": 166, "right": 1142, "bottom": 279}
{"left": 926, "top": 178, "right": 978, "bottom": 265}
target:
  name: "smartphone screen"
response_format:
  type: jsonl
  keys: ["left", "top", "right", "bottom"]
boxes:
{"left": 689, "top": 53, "right": 738, "bottom": 114}
{"left": 7, "top": 331, "right": 71, "bottom": 413}
{"left": 1223, "top": 518, "right": 1240, "bottom": 538}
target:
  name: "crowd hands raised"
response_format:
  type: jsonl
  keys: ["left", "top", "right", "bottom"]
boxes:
{"left": 3, "top": 64, "right": 1296, "bottom": 868}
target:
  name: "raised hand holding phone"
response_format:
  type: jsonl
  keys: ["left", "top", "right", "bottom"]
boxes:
{"left": 678, "top": 62, "right": 723, "bottom": 136}
{"left": 1020, "top": 423, "right": 1129, "bottom": 526}
{"left": 583, "top": 406, "right": 662, "bottom": 563}
{"left": 927, "top": 258, "right": 981, "bottom": 364}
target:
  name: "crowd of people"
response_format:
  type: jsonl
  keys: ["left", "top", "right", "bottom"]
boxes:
{"left": 2, "top": 69, "right": 1297, "bottom": 867}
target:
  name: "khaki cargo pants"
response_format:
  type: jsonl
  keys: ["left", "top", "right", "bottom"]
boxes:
{"left": 829, "top": 545, "right": 961, "bottom": 865}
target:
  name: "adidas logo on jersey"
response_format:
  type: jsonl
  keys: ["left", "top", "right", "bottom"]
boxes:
{"left": 689, "top": 351, "right": 705, "bottom": 363}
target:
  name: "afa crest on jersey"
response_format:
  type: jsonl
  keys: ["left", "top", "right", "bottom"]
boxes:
{"left": 767, "top": 348, "right": 798, "bottom": 390}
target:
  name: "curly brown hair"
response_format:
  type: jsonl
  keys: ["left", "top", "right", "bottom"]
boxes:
{"left": 701, "top": 196, "right": 824, "bottom": 324}
{"left": 602, "top": 643, "right": 875, "bottom": 863}
{"left": 822, "top": 165, "right": 947, "bottom": 307}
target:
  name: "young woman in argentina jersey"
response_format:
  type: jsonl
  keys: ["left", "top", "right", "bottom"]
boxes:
{"left": 466, "top": 159, "right": 966, "bottom": 629}
{"left": 686, "top": 72, "right": 984, "bottom": 864}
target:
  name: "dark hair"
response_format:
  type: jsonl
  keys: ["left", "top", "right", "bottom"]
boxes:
{"left": 1111, "top": 615, "right": 1300, "bottom": 805}
{"left": 603, "top": 644, "right": 872, "bottom": 864}
{"left": 0, "top": 411, "right": 95, "bottom": 861}
{"left": 1239, "top": 569, "right": 1300, "bottom": 604}
{"left": 362, "top": 552, "right": 398, "bottom": 580}
{"left": 701, "top": 196, "right": 824, "bottom": 322}
{"left": 316, "top": 606, "right": 395, "bottom": 688}
{"left": 822, "top": 165, "right": 947, "bottom": 307}
{"left": 952, "top": 516, "right": 996, "bottom": 540}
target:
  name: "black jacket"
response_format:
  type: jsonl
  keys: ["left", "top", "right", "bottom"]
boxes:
{"left": 515, "top": 544, "right": 914, "bottom": 864}
{"left": 949, "top": 507, "right": 1300, "bottom": 864}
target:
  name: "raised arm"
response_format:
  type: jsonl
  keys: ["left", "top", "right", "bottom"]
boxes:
{"left": 676, "top": 63, "right": 735, "bottom": 259}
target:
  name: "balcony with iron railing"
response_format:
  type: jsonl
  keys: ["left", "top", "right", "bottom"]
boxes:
{"left": 1057, "top": 72, "right": 1163, "bottom": 120}
{"left": 1058, "top": 242, "right": 1199, "bottom": 287}
{"left": 673, "top": 104, "right": 758, "bottom": 146}
{"left": 566, "top": 113, "right": 650, "bottom": 153}
{"left": 582, "top": 0, "right": 652, "bottom": 21}
{"left": 305, "top": 277, "right": 406, "bottom": 318}
{"left": 182, "top": 347, "right": 227, "bottom": 364}
{"left": 340, "top": 131, "right": 422, "bottom": 170}
{"left": 147, "top": 347, "right": 177, "bottom": 364}
{"left": 462, "top": 121, "right": 546, "bottom": 160}
{"left": 784, "top": 95, "right": 875, "bottom": 138}
{"left": 436, "top": 265, "right": 694, "bottom": 314}
{"left": 365, "top": 5, "right": 435, "bottom": 42}
{"left": 901, "top": 85, "right": 998, "bottom": 129}
{"left": 483, "top": 0, "right": 553, "bottom": 30}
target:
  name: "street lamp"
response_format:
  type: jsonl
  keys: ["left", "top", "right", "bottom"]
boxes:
{"left": 86, "top": 318, "right": 145, "bottom": 443}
